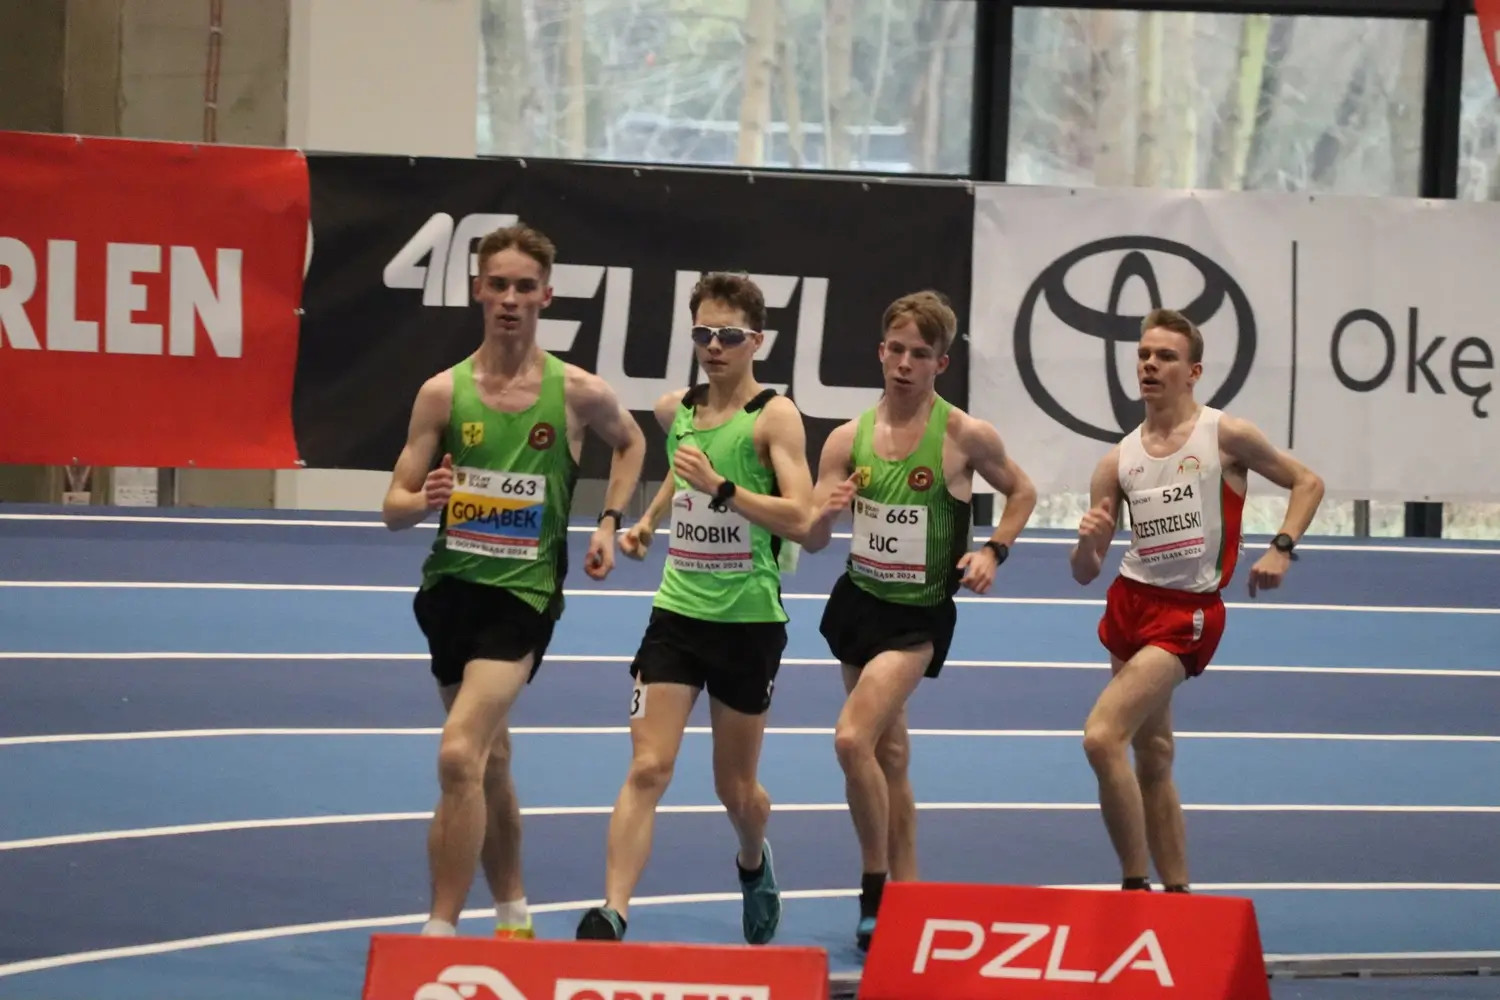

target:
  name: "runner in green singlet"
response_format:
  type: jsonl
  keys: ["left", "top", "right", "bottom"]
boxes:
{"left": 575, "top": 272, "right": 817, "bottom": 946}
{"left": 382, "top": 223, "right": 645, "bottom": 940}
{"left": 803, "top": 290, "right": 1038, "bottom": 951}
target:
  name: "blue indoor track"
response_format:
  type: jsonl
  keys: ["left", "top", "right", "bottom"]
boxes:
{"left": 1, "top": 505, "right": 1498, "bottom": 999}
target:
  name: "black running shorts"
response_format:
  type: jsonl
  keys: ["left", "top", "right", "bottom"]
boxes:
{"left": 628, "top": 607, "right": 787, "bottom": 716}
{"left": 819, "top": 573, "right": 957, "bottom": 679}
{"left": 412, "top": 576, "right": 556, "bottom": 687}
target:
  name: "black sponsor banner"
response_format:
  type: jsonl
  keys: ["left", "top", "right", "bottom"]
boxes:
{"left": 295, "top": 155, "right": 973, "bottom": 479}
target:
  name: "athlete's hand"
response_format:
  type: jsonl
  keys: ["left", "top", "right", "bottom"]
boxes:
{"left": 1247, "top": 548, "right": 1291, "bottom": 597}
{"left": 618, "top": 519, "right": 654, "bottom": 560}
{"left": 815, "top": 473, "right": 861, "bottom": 526}
{"left": 424, "top": 454, "right": 455, "bottom": 510}
{"left": 1077, "top": 496, "right": 1115, "bottom": 550}
{"left": 958, "top": 546, "right": 1000, "bottom": 595}
{"left": 585, "top": 523, "right": 616, "bottom": 580}
{"left": 673, "top": 445, "right": 722, "bottom": 495}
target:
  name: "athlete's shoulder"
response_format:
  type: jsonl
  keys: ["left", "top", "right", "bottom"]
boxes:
{"left": 656, "top": 385, "right": 694, "bottom": 410}
{"left": 418, "top": 365, "right": 456, "bottom": 396}
{"left": 759, "top": 391, "right": 802, "bottom": 421}
{"left": 938, "top": 400, "right": 994, "bottom": 442}
{"left": 412, "top": 368, "right": 455, "bottom": 417}
{"left": 650, "top": 386, "right": 693, "bottom": 431}
{"left": 939, "top": 398, "right": 978, "bottom": 433}
{"left": 1213, "top": 409, "right": 1275, "bottom": 459}
{"left": 816, "top": 414, "right": 857, "bottom": 456}
{"left": 1212, "top": 408, "right": 1260, "bottom": 442}
{"left": 752, "top": 392, "right": 806, "bottom": 442}
{"left": 562, "top": 361, "right": 621, "bottom": 406}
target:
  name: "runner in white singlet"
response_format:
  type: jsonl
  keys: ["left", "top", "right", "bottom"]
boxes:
{"left": 1115, "top": 405, "right": 1244, "bottom": 595}
{"left": 1068, "top": 308, "right": 1325, "bottom": 896}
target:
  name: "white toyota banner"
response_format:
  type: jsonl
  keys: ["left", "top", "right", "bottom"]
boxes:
{"left": 968, "top": 185, "right": 1500, "bottom": 503}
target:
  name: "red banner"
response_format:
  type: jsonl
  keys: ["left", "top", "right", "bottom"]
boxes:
{"left": 858, "top": 882, "right": 1270, "bottom": 1000}
{"left": 0, "top": 131, "right": 308, "bottom": 468}
{"left": 361, "top": 934, "right": 828, "bottom": 1000}
{"left": 1480, "top": 0, "right": 1500, "bottom": 94}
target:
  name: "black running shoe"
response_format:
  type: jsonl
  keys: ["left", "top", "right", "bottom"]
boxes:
{"left": 575, "top": 906, "right": 626, "bottom": 940}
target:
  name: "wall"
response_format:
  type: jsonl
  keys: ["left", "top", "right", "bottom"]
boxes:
{"left": 275, "top": 0, "right": 481, "bottom": 511}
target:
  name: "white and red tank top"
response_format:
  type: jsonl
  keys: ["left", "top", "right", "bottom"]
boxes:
{"left": 1116, "top": 406, "right": 1246, "bottom": 594}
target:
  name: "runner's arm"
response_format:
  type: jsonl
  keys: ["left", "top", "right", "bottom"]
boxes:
{"left": 1069, "top": 446, "right": 1122, "bottom": 585}
{"left": 955, "top": 411, "right": 1037, "bottom": 550}
{"left": 571, "top": 369, "right": 648, "bottom": 524}
{"left": 802, "top": 420, "right": 858, "bottom": 553}
{"left": 1220, "top": 414, "right": 1325, "bottom": 544}
{"left": 702, "top": 396, "right": 816, "bottom": 541}
{"left": 382, "top": 374, "right": 451, "bottom": 531}
{"left": 637, "top": 390, "right": 689, "bottom": 535}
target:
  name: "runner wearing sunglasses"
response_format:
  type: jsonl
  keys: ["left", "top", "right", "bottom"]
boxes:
{"left": 577, "top": 272, "right": 818, "bottom": 946}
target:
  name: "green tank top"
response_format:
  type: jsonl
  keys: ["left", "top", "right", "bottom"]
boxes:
{"left": 652, "top": 386, "right": 788, "bottom": 624}
{"left": 845, "top": 395, "right": 971, "bottom": 607}
{"left": 420, "top": 352, "right": 577, "bottom": 617}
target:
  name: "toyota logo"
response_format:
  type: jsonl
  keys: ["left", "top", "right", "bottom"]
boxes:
{"left": 1013, "top": 236, "right": 1257, "bottom": 443}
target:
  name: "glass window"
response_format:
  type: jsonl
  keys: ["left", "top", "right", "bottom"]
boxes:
{"left": 1444, "top": 15, "right": 1500, "bottom": 540}
{"left": 1007, "top": 10, "right": 1427, "bottom": 536}
{"left": 477, "top": 0, "right": 976, "bottom": 176}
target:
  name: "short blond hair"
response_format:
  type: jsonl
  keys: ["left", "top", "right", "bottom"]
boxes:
{"left": 883, "top": 290, "right": 958, "bottom": 354}
{"left": 1142, "top": 308, "right": 1203, "bottom": 363}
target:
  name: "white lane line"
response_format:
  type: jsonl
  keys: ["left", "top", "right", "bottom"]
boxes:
{"left": 4, "top": 726, "right": 1500, "bottom": 746}
{"left": 4, "top": 802, "right": 1499, "bottom": 852}
{"left": 1, "top": 579, "right": 1497, "bottom": 615}
{"left": 1, "top": 652, "right": 1495, "bottom": 678}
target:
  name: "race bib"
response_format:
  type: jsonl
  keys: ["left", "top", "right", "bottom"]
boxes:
{"left": 444, "top": 467, "right": 546, "bottom": 560}
{"left": 850, "top": 495, "right": 927, "bottom": 583}
{"left": 1126, "top": 478, "right": 1206, "bottom": 565}
{"left": 668, "top": 488, "right": 753, "bottom": 573}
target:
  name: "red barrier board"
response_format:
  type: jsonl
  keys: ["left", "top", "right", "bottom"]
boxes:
{"left": 0, "top": 131, "right": 308, "bottom": 469}
{"left": 362, "top": 933, "right": 829, "bottom": 1000}
{"left": 858, "top": 883, "right": 1270, "bottom": 1000}
{"left": 1480, "top": 0, "right": 1500, "bottom": 95}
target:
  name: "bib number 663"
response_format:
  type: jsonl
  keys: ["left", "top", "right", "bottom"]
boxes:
{"left": 498, "top": 477, "right": 539, "bottom": 496}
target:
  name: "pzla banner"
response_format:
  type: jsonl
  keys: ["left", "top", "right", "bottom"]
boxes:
{"left": 0, "top": 131, "right": 309, "bottom": 469}
{"left": 968, "top": 184, "right": 1500, "bottom": 503}
{"left": 295, "top": 155, "right": 974, "bottom": 479}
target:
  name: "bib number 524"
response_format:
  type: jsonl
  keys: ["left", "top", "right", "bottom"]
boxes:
{"left": 1160, "top": 484, "right": 1195, "bottom": 503}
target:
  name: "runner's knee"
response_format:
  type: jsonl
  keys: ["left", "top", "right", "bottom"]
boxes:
{"left": 437, "top": 735, "right": 488, "bottom": 792}
{"left": 714, "top": 772, "right": 761, "bottom": 817}
{"left": 626, "top": 750, "right": 675, "bottom": 798}
{"left": 834, "top": 720, "right": 875, "bottom": 769}
{"left": 1082, "top": 720, "right": 1129, "bottom": 767}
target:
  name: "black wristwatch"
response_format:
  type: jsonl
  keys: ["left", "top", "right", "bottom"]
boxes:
{"left": 1271, "top": 533, "right": 1298, "bottom": 559}
{"left": 598, "top": 508, "right": 623, "bottom": 530}
{"left": 708, "top": 478, "right": 737, "bottom": 512}
{"left": 982, "top": 540, "right": 1009, "bottom": 565}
